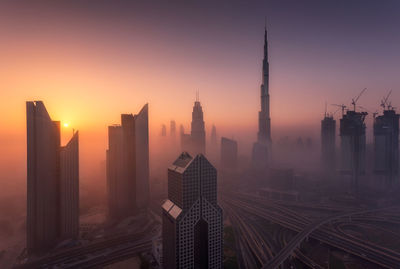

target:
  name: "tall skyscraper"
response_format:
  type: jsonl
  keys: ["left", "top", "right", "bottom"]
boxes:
{"left": 211, "top": 124, "right": 217, "bottom": 148}
{"left": 161, "top": 124, "right": 167, "bottom": 137}
{"left": 162, "top": 153, "right": 223, "bottom": 269}
{"left": 106, "top": 125, "right": 126, "bottom": 219}
{"left": 170, "top": 120, "right": 176, "bottom": 139}
{"left": 106, "top": 104, "right": 149, "bottom": 220}
{"left": 26, "top": 101, "right": 79, "bottom": 255}
{"left": 135, "top": 104, "right": 150, "bottom": 208}
{"left": 374, "top": 109, "right": 399, "bottom": 187}
{"left": 258, "top": 27, "right": 271, "bottom": 145}
{"left": 191, "top": 98, "right": 206, "bottom": 155}
{"left": 60, "top": 131, "right": 79, "bottom": 240}
{"left": 252, "top": 27, "right": 271, "bottom": 167}
{"left": 340, "top": 110, "right": 367, "bottom": 192}
{"left": 321, "top": 115, "right": 336, "bottom": 172}
{"left": 220, "top": 137, "right": 238, "bottom": 171}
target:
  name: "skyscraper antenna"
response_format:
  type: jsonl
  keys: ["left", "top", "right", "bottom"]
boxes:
{"left": 265, "top": 16, "right": 267, "bottom": 30}
{"left": 196, "top": 90, "right": 199, "bottom": 102}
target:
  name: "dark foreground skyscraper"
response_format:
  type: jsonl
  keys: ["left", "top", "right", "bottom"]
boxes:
{"left": 374, "top": 109, "right": 399, "bottom": 187}
{"left": 60, "top": 131, "right": 79, "bottom": 240}
{"left": 340, "top": 110, "right": 367, "bottom": 192}
{"left": 107, "top": 104, "right": 149, "bottom": 220}
{"left": 252, "top": 27, "right": 271, "bottom": 167}
{"left": 321, "top": 115, "right": 336, "bottom": 172}
{"left": 26, "top": 101, "right": 79, "bottom": 255}
{"left": 135, "top": 105, "right": 150, "bottom": 208}
{"left": 162, "top": 152, "right": 223, "bottom": 269}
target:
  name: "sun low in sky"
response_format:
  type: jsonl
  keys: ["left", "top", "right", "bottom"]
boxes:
{"left": 63, "top": 123, "right": 69, "bottom": 128}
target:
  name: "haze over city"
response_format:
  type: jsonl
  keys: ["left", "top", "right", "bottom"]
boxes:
{"left": 1, "top": 1, "right": 400, "bottom": 268}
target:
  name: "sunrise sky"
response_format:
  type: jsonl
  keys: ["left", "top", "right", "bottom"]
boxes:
{"left": 1, "top": 0, "right": 400, "bottom": 188}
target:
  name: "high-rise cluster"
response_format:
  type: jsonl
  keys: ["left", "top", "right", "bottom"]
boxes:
{"left": 321, "top": 105, "right": 400, "bottom": 191}
{"left": 106, "top": 104, "right": 149, "bottom": 220}
{"left": 162, "top": 152, "right": 223, "bottom": 269}
{"left": 26, "top": 101, "right": 79, "bottom": 255}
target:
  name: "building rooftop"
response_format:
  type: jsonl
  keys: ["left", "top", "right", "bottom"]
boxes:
{"left": 162, "top": 199, "right": 182, "bottom": 220}
{"left": 168, "top": 152, "right": 193, "bottom": 173}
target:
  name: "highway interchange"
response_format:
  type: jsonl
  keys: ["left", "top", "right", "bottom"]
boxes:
{"left": 14, "top": 218, "right": 158, "bottom": 269}
{"left": 222, "top": 191, "right": 400, "bottom": 269}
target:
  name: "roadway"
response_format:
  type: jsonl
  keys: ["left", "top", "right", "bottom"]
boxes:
{"left": 14, "top": 221, "right": 158, "bottom": 269}
{"left": 223, "top": 192, "right": 400, "bottom": 269}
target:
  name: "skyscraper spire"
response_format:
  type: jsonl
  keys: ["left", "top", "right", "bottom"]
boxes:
{"left": 264, "top": 25, "right": 268, "bottom": 60}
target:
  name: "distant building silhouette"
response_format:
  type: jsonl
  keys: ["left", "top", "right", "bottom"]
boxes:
{"left": 180, "top": 98, "right": 206, "bottom": 155}
{"left": 321, "top": 115, "right": 336, "bottom": 172}
{"left": 374, "top": 109, "right": 399, "bottom": 187}
{"left": 170, "top": 120, "right": 176, "bottom": 139}
{"left": 340, "top": 110, "right": 367, "bottom": 192}
{"left": 180, "top": 132, "right": 192, "bottom": 153}
{"left": 162, "top": 152, "right": 223, "bottom": 269}
{"left": 106, "top": 104, "right": 149, "bottom": 220}
{"left": 220, "top": 137, "right": 238, "bottom": 171}
{"left": 296, "top": 137, "right": 304, "bottom": 149}
{"left": 252, "top": 27, "right": 271, "bottom": 167}
{"left": 191, "top": 98, "right": 206, "bottom": 154}
{"left": 211, "top": 124, "right": 217, "bottom": 148}
{"left": 161, "top": 124, "right": 167, "bottom": 137}
{"left": 26, "top": 101, "right": 79, "bottom": 255}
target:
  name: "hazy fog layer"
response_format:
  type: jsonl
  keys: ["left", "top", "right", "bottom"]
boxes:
{"left": 1, "top": 1, "right": 400, "bottom": 254}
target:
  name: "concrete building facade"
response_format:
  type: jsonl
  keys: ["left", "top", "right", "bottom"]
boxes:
{"left": 26, "top": 101, "right": 79, "bottom": 255}
{"left": 134, "top": 104, "right": 150, "bottom": 208}
{"left": 374, "top": 109, "right": 399, "bottom": 187}
{"left": 106, "top": 104, "right": 149, "bottom": 220}
{"left": 162, "top": 152, "right": 223, "bottom": 269}
{"left": 60, "top": 131, "right": 79, "bottom": 240}
{"left": 321, "top": 115, "right": 336, "bottom": 172}
{"left": 220, "top": 137, "right": 238, "bottom": 171}
{"left": 340, "top": 110, "right": 367, "bottom": 191}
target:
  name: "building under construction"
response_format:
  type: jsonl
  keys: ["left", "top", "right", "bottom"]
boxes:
{"left": 340, "top": 110, "right": 367, "bottom": 192}
{"left": 321, "top": 115, "right": 336, "bottom": 173}
{"left": 373, "top": 109, "right": 399, "bottom": 188}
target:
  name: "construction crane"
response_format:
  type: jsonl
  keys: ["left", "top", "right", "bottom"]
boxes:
{"left": 358, "top": 105, "right": 378, "bottom": 118}
{"left": 381, "top": 90, "right": 392, "bottom": 110}
{"left": 332, "top": 107, "right": 342, "bottom": 116}
{"left": 332, "top": 104, "right": 347, "bottom": 116}
{"left": 351, "top": 88, "right": 367, "bottom": 111}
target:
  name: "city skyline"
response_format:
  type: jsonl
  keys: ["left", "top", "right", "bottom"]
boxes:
{"left": 2, "top": 2, "right": 400, "bottom": 268}
{"left": 2, "top": 1, "right": 400, "bottom": 186}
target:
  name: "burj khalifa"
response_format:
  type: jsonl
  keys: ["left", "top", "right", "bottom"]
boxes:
{"left": 258, "top": 27, "right": 271, "bottom": 144}
{"left": 252, "top": 27, "right": 271, "bottom": 167}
